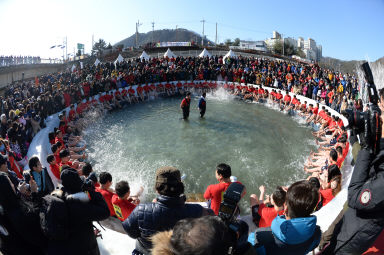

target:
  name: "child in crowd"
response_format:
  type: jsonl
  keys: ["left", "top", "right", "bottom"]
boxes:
{"left": 112, "top": 180, "right": 139, "bottom": 221}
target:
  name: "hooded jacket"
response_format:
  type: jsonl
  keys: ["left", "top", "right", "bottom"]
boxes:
{"left": 249, "top": 215, "right": 321, "bottom": 255}
{"left": 122, "top": 195, "right": 204, "bottom": 254}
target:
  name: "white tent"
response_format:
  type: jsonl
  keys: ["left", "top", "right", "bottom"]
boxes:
{"left": 164, "top": 48, "right": 176, "bottom": 58}
{"left": 223, "top": 50, "right": 237, "bottom": 61}
{"left": 139, "top": 51, "right": 150, "bottom": 61}
{"left": 94, "top": 58, "right": 101, "bottom": 66}
{"left": 115, "top": 54, "right": 124, "bottom": 64}
{"left": 198, "top": 48, "right": 212, "bottom": 58}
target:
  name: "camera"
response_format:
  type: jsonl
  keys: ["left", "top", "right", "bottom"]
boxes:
{"left": 81, "top": 172, "right": 97, "bottom": 192}
{"left": 218, "top": 182, "right": 250, "bottom": 254}
{"left": 342, "top": 62, "right": 382, "bottom": 155}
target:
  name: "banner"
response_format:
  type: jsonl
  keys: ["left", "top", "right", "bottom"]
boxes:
{"left": 77, "top": 43, "right": 84, "bottom": 50}
{"left": 156, "top": 42, "right": 191, "bottom": 47}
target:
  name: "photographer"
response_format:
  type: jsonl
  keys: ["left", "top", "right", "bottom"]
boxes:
{"left": 322, "top": 87, "right": 384, "bottom": 254}
{"left": 46, "top": 168, "right": 110, "bottom": 255}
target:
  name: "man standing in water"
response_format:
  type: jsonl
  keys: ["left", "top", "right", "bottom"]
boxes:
{"left": 198, "top": 92, "right": 207, "bottom": 118}
{"left": 180, "top": 92, "right": 191, "bottom": 120}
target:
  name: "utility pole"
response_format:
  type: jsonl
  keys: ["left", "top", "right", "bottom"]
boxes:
{"left": 136, "top": 20, "right": 142, "bottom": 48}
{"left": 151, "top": 21, "right": 155, "bottom": 44}
{"left": 215, "top": 22, "right": 217, "bottom": 45}
{"left": 92, "top": 34, "right": 94, "bottom": 54}
{"left": 176, "top": 25, "right": 178, "bottom": 42}
{"left": 200, "top": 18, "right": 205, "bottom": 46}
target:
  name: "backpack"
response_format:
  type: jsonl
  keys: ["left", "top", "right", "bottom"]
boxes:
{"left": 39, "top": 193, "right": 69, "bottom": 241}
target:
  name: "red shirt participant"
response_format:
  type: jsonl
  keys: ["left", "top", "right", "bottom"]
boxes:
{"left": 258, "top": 203, "right": 284, "bottom": 228}
{"left": 276, "top": 92, "right": 283, "bottom": 100}
{"left": 283, "top": 94, "right": 291, "bottom": 104}
{"left": 112, "top": 181, "right": 137, "bottom": 221}
{"left": 95, "top": 172, "right": 116, "bottom": 217}
{"left": 253, "top": 186, "right": 286, "bottom": 228}
{"left": 47, "top": 155, "right": 61, "bottom": 180}
{"left": 204, "top": 164, "right": 243, "bottom": 215}
{"left": 136, "top": 85, "right": 143, "bottom": 95}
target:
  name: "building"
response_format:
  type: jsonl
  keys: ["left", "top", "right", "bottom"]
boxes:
{"left": 316, "top": 45, "right": 322, "bottom": 62}
{"left": 297, "top": 37, "right": 304, "bottom": 49}
{"left": 237, "top": 40, "right": 268, "bottom": 52}
{"left": 265, "top": 31, "right": 322, "bottom": 62}
{"left": 272, "top": 31, "right": 281, "bottom": 39}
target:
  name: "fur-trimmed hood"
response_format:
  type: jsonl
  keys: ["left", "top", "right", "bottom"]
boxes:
{"left": 151, "top": 230, "right": 173, "bottom": 255}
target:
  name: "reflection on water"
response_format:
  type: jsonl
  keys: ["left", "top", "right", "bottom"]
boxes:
{"left": 83, "top": 92, "right": 316, "bottom": 213}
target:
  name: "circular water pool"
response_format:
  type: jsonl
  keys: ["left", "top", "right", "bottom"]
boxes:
{"left": 84, "top": 90, "right": 316, "bottom": 211}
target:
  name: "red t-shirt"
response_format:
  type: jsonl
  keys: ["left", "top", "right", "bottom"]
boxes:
{"left": 96, "top": 187, "right": 116, "bottom": 217}
{"left": 137, "top": 86, "right": 143, "bottom": 94}
{"left": 284, "top": 95, "right": 291, "bottom": 103}
{"left": 128, "top": 88, "right": 135, "bottom": 95}
{"left": 111, "top": 194, "right": 136, "bottom": 221}
{"left": 204, "top": 182, "right": 231, "bottom": 215}
{"left": 320, "top": 189, "right": 334, "bottom": 206}
{"left": 49, "top": 164, "right": 61, "bottom": 180}
{"left": 276, "top": 93, "right": 283, "bottom": 100}
{"left": 68, "top": 109, "right": 76, "bottom": 121}
{"left": 258, "top": 203, "right": 284, "bottom": 228}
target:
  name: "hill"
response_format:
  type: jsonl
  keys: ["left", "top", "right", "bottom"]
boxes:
{"left": 319, "top": 56, "right": 384, "bottom": 74}
{"left": 114, "top": 28, "right": 213, "bottom": 48}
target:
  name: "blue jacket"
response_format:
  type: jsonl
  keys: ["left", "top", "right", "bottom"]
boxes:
{"left": 198, "top": 96, "right": 206, "bottom": 109}
{"left": 248, "top": 215, "right": 321, "bottom": 255}
{"left": 122, "top": 195, "right": 204, "bottom": 254}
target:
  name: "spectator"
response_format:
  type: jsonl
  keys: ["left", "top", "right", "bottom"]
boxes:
{"left": 47, "top": 154, "right": 61, "bottom": 180}
{"left": 112, "top": 180, "right": 138, "bottom": 221}
{"left": 151, "top": 216, "right": 257, "bottom": 255}
{"left": 95, "top": 171, "right": 116, "bottom": 217}
{"left": 204, "top": 163, "right": 234, "bottom": 215}
{"left": 0, "top": 172, "right": 47, "bottom": 255}
{"left": 249, "top": 180, "right": 321, "bottom": 255}
{"left": 123, "top": 166, "right": 212, "bottom": 254}
{"left": 250, "top": 185, "right": 286, "bottom": 228}
{"left": 23, "top": 156, "right": 54, "bottom": 197}
{"left": 46, "top": 168, "right": 109, "bottom": 255}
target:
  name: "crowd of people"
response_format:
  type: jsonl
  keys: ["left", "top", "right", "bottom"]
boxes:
{"left": 0, "top": 55, "right": 42, "bottom": 67}
{"left": 1, "top": 53, "right": 382, "bottom": 255}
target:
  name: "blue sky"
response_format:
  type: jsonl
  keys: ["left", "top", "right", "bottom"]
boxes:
{"left": 0, "top": 0, "right": 383, "bottom": 61}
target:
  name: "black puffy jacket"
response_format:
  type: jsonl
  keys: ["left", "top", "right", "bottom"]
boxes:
{"left": 46, "top": 189, "right": 110, "bottom": 255}
{"left": 122, "top": 195, "right": 204, "bottom": 254}
{"left": 333, "top": 144, "right": 384, "bottom": 254}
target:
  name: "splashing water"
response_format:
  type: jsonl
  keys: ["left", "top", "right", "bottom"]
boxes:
{"left": 83, "top": 93, "right": 317, "bottom": 212}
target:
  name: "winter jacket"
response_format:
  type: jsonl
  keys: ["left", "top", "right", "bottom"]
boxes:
{"left": 331, "top": 146, "right": 384, "bottom": 254}
{"left": 23, "top": 168, "right": 54, "bottom": 197}
{"left": 46, "top": 189, "right": 110, "bottom": 255}
{"left": 122, "top": 195, "right": 204, "bottom": 254}
{"left": 0, "top": 173, "right": 47, "bottom": 255}
{"left": 249, "top": 215, "right": 321, "bottom": 255}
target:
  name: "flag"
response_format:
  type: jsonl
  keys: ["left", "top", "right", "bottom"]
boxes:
{"left": 35, "top": 77, "right": 39, "bottom": 86}
{"left": 50, "top": 45, "right": 56, "bottom": 49}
